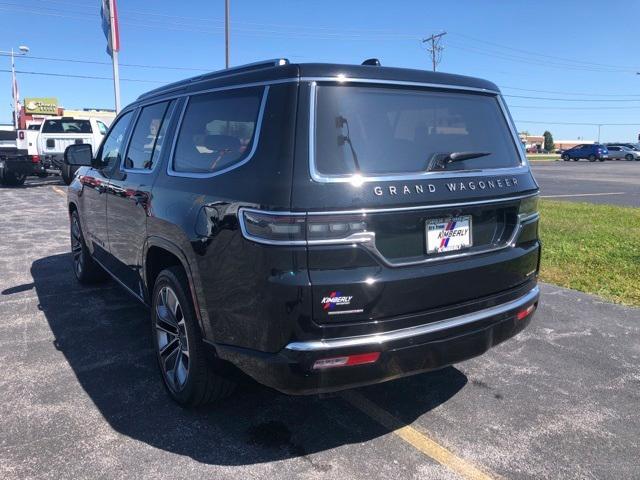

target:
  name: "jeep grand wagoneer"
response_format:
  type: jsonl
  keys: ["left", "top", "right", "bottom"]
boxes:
{"left": 64, "top": 59, "right": 540, "bottom": 406}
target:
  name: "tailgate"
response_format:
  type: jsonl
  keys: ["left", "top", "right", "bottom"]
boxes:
{"left": 40, "top": 135, "right": 93, "bottom": 154}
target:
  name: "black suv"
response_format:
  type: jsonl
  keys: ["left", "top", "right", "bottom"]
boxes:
{"left": 65, "top": 59, "right": 541, "bottom": 406}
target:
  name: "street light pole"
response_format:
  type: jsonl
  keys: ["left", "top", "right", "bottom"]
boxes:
{"left": 1, "top": 45, "right": 29, "bottom": 128}
{"left": 10, "top": 47, "right": 16, "bottom": 128}
{"left": 597, "top": 124, "right": 602, "bottom": 143}
{"left": 225, "top": 0, "right": 230, "bottom": 68}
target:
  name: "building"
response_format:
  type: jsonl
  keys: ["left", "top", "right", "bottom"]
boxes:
{"left": 519, "top": 134, "right": 545, "bottom": 151}
{"left": 17, "top": 97, "right": 116, "bottom": 129}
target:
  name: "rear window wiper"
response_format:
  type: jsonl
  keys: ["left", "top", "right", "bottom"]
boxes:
{"left": 427, "top": 151, "right": 491, "bottom": 171}
{"left": 336, "top": 115, "right": 361, "bottom": 173}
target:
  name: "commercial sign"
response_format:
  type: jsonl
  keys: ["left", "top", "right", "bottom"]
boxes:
{"left": 24, "top": 97, "right": 59, "bottom": 115}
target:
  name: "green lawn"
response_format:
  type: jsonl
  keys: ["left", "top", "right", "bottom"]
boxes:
{"left": 538, "top": 200, "right": 640, "bottom": 306}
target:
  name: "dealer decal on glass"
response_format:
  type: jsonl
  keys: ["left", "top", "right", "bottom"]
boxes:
{"left": 426, "top": 216, "right": 472, "bottom": 254}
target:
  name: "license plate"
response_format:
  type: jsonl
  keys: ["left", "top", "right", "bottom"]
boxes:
{"left": 426, "top": 216, "right": 472, "bottom": 254}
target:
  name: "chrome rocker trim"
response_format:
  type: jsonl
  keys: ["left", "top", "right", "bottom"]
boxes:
{"left": 285, "top": 285, "right": 540, "bottom": 352}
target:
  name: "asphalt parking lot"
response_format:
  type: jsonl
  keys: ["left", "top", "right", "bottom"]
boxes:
{"left": 1, "top": 179, "right": 639, "bottom": 480}
{"left": 531, "top": 160, "right": 640, "bottom": 207}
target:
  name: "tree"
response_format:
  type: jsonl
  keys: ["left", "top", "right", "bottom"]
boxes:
{"left": 543, "top": 131, "right": 555, "bottom": 152}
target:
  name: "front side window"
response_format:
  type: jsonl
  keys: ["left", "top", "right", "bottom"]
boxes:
{"left": 123, "top": 101, "right": 172, "bottom": 170}
{"left": 173, "top": 87, "right": 263, "bottom": 174}
{"left": 98, "top": 111, "right": 134, "bottom": 171}
{"left": 314, "top": 85, "right": 521, "bottom": 178}
{"left": 96, "top": 120, "right": 109, "bottom": 135}
{"left": 42, "top": 119, "right": 92, "bottom": 134}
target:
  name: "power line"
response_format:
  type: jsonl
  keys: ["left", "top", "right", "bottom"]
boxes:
{"left": 450, "top": 32, "right": 640, "bottom": 71}
{"left": 0, "top": 68, "right": 165, "bottom": 83}
{"left": 502, "top": 94, "right": 640, "bottom": 102}
{"left": 509, "top": 105, "right": 640, "bottom": 110}
{"left": 499, "top": 85, "right": 640, "bottom": 98}
{"left": 514, "top": 120, "right": 640, "bottom": 126}
{"left": 0, "top": 53, "right": 211, "bottom": 72}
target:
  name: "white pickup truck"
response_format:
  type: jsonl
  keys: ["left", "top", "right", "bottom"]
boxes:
{"left": 20, "top": 117, "right": 108, "bottom": 184}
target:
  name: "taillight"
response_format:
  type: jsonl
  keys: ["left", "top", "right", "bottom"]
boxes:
{"left": 518, "top": 195, "right": 539, "bottom": 220}
{"left": 516, "top": 304, "right": 536, "bottom": 320}
{"left": 307, "top": 214, "right": 368, "bottom": 241}
{"left": 241, "top": 211, "right": 306, "bottom": 244}
{"left": 30, "top": 155, "right": 40, "bottom": 163}
{"left": 240, "top": 209, "right": 369, "bottom": 245}
{"left": 312, "top": 352, "right": 380, "bottom": 370}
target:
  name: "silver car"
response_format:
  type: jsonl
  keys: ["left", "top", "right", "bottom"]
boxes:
{"left": 606, "top": 145, "right": 640, "bottom": 161}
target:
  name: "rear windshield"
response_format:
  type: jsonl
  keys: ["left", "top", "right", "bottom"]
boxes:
{"left": 42, "top": 119, "right": 92, "bottom": 134}
{"left": 314, "top": 85, "right": 521, "bottom": 177}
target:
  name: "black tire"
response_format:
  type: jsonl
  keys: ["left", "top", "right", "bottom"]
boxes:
{"left": 625, "top": 154, "right": 634, "bottom": 161}
{"left": 562, "top": 154, "right": 570, "bottom": 161}
{"left": 70, "top": 210, "right": 108, "bottom": 284}
{"left": 588, "top": 155, "right": 596, "bottom": 162}
{"left": 1, "top": 171, "right": 26, "bottom": 186}
{"left": 152, "top": 266, "right": 236, "bottom": 407}
{"left": 599, "top": 158, "right": 605, "bottom": 162}
{"left": 573, "top": 157, "right": 579, "bottom": 161}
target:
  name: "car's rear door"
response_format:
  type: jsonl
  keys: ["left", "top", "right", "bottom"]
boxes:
{"left": 106, "top": 100, "right": 177, "bottom": 296}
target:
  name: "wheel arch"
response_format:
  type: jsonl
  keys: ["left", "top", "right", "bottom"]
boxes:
{"left": 143, "top": 237, "right": 209, "bottom": 338}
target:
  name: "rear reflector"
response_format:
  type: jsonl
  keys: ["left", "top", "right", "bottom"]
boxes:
{"left": 516, "top": 304, "right": 536, "bottom": 320}
{"left": 312, "top": 352, "right": 380, "bottom": 370}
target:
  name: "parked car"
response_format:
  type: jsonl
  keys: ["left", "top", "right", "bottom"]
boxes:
{"left": 35, "top": 117, "right": 108, "bottom": 184}
{"left": 605, "top": 142, "right": 640, "bottom": 151}
{"left": 0, "top": 129, "right": 45, "bottom": 186}
{"left": 561, "top": 144, "right": 609, "bottom": 162}
{"left": 64, "top": 59, "right": 541, "bottom": 406}
{"left": 606, "top": 145, "right": 640, "bottom": 161}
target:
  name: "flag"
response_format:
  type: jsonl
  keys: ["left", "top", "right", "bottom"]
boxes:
{"left": 100, "top": 0, "right": 120, "bottom": 57}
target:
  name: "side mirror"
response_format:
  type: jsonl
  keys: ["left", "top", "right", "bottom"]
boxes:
{"left": 64, "top": 144, "right": 95, "bottom": 167}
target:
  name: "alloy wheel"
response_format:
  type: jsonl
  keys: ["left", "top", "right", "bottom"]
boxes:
{"left": 70, "top": 215, "right": 84, "bottom": 277}
{"left": 155, "top": 286, "right": 190, "bottom": 392}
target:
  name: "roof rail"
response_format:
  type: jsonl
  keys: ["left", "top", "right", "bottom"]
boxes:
{"left": 137, "top": 58, "right": 290, "bottom": 101}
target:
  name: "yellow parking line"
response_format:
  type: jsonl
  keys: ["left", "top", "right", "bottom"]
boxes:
{"left": 342, "top": 390, "right": 494, "bottom": 480}
{"left": 52, "top": 186, "right": 66, "bottom": 197}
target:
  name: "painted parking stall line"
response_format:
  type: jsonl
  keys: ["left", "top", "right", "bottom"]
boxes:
{"left": 342, "top": 390, "right": 494, "bottom": 480}
{"left": 540, "top": 192, "right": 625, "bottom": 199}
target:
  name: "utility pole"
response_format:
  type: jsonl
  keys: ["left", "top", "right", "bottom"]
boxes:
{"left": 225, "top": 0, "right": 230, "bottom": 68}
{"left": 597, "top": 124, "right": 602, "bottom": 143}
{"left": 422, "top": 32, "right": 447, "bottom": 72}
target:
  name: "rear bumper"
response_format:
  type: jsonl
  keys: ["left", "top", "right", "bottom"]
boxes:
{"left": 215, "top": 284, "right": 539, "bottom": 395}
{"left": 0, "top": 158, "right": 43, "bottom": 175}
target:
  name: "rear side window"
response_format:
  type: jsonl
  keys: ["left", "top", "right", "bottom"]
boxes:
{"left": 173, "top": 87, "right": 264, "bottom": 174}
{"left": 314, "top": 85, "right": 521, "bottom": 178}
{"left": 42, "top": 119, "right": 92, "bottom": 134}
{"left": 123, "top": 101, "right": 173, "bottom": 170}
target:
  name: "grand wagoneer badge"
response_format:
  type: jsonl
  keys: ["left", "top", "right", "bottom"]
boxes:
{"left": 373, "top": 177, "right": 519, "bottom": 196}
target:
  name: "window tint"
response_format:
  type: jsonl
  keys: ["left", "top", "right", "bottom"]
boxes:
{"left": 315, "top": 86, "right": 521, "bottom": 177}
{"left": 98, "top": 111, "right": 134, "bottom": 170}
{"left": 124, "top": 101, "right": 171, "bottom": 170}
{"left": 609, "top": 146, "right": 620, "bottom": 151}
{"left": 173, "top": 87, "right": 263, "bottom": 174}
{"left": 42, "top": 119, "right": 92, "bottom": 134}
{"left": 96, "top": 120, "right": 108, "bottom": 135}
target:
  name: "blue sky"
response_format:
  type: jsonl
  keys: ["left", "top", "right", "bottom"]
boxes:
{"left": 1, "top": 0, "right": 640, "bottom": 142}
